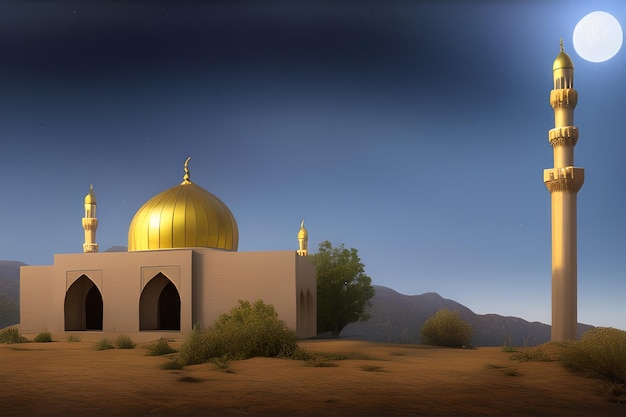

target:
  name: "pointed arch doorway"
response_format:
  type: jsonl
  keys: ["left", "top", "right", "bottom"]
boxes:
{"left": 139, "top": 273, "right": 181, "bottom": 330}
{"left": 64, "top": 275, "right": 103, "bottom": 331}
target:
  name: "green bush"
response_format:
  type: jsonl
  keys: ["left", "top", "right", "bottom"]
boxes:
{"left": 179, "top": 300, "right": 298, "bottom": 365}
{"left": 145, "top": 338, "right": 177, "bottom": 356}
{"left": 420, "top": 308, "right": 473, "bottom": 348}
{"left": 34, "top": 332, "right": 53, "bottom": 343}
{"left": 95, "top": 337, "right": 114, "bottom": 350}
{"left": 115, "top": 335, "right": 136, "bottom": 349}
{"left": 0, "top": 327, "right": 28, "bottom": 344}
{"left": 560, "top": 327, "right": 626, "bottom": 384}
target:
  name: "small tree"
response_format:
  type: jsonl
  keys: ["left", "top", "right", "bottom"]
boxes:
{"left": 420, "top": 308, "right": 472, "bottom": 348}
{"left": 311, "top": 241, "right": 375, "bottom": 337}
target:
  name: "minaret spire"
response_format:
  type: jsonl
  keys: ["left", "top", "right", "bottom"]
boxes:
{"left": 297, "top": 219, "right": 308, "bottom": 256}
{"left": 82, "top": 184, "right": 99, "bottom": 253}
{"left": 544, "top": 41, "right": 584, "bottom": 341}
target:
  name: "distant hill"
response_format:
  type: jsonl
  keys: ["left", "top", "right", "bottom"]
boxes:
{"left": 0, "top": 263, "right": 593, "bottom": 345}
{"left": 342, "top": 285, "right": 593, "bottom": 346}
{"left": 0, "top": 261, "right": 26, "bottom": 328}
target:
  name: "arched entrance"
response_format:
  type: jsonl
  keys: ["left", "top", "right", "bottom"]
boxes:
{"left": 139, "top": 273, "right": 181, "bottom": 330}
{"left": 64, "top": 275, "right": 103, "bottom": 331}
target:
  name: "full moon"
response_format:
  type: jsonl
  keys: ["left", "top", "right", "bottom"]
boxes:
{"left": 573, "top": 11, "right": 623, "bottom": 63}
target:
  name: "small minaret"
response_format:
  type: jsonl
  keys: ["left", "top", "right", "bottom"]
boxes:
{"left": 297, "top": 219, "right": 308, "bottom": 256}
{"left": 543, "top": 40, "right": 584, "bottom": 341}
{"left": 82, "top": 184, "right": 99, "bottom": 253}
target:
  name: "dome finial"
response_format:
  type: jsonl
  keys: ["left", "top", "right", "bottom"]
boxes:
{"left": 560, "top": 37, "right": 564, "bottom": 52}
{"left": 182, "top": 156, "right": 192, "bottom": 184}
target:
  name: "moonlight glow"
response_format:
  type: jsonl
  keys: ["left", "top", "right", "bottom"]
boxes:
{"left": 573, "top": 11, "right": 623, "bottom": 63}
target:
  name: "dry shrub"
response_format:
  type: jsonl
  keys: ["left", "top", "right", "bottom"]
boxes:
{"left": 34, "top": 332, "right": 52, "bottom": 343}
{"left": 420, "top": 309, "right": 472, "bottom": 348}
{"left": 179, "top": 300, "right": 298, "bottom": 365}
{"left": 0, "top": 327, "right": 28, "bottom": 344}
{"left": 560, "top": 327, "right": 626, "bottom": 384}
{"left": 145, "top": 338, "right": 177, "bottom": 356}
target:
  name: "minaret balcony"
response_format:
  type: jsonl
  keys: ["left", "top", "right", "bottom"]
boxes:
{"left": 543, "top": 167, "right": 584, "bottom": 193}
{"left": 549, "top": 126, "right": 579, "bottom": 147}
{"left": 550, "top": 89, "right": 578, "bottom": 109}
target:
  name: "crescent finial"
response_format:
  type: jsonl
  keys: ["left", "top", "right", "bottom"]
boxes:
{"left": 182, "top": 156, "right": 191, "bottom": 183}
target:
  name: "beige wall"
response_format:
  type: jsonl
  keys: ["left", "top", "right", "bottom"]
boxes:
{"left": 20, "top": 248, "right": 316, "bottom": 339}
{"left": 191, "top": 249, "right": 316, "bottom": 338}
{"left": 20, "top": 265, "right": 57, "bottom": 334}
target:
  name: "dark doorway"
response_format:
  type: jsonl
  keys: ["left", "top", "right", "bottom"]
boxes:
{"left": 85, "top": 285, "right": 103, "bottom": 330}
{"left": 139, "top": 273, "right": 181, "bottom": 331}
{"left": 158, "top": 282, "right": 181, "bottom": 330}
{"left": 65, "top": 275, "right": 103, "bottom": 331}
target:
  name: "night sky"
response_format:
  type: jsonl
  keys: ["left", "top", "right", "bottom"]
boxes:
{"left": 2, "top": 0, "right": 625, "bottom": 330}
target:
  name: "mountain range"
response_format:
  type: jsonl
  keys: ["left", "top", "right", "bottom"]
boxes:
{"left": 342, "top": 285, "right": 592, "bottom": 346}
{"left": 0, "top": 260, "right": 592, "bottom": 346}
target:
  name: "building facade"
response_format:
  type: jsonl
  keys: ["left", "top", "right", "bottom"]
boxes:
{"left": 20, "top": 160, "right": 316, "bottom": 341}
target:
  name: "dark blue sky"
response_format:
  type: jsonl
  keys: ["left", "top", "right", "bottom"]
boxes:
{"left": 1, "top": 0, "right": 625, "bottom": 329}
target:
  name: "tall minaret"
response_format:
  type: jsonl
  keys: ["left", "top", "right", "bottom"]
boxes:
{"left": 82, "top": 184, "right": 99, "bottom": 253}
{"left": 544, "top": 40, "right": 584, "bottom": 341}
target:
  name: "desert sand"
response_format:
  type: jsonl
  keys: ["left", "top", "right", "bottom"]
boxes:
{"left": 0, "top": 338, "right": 623, "bottom": 416}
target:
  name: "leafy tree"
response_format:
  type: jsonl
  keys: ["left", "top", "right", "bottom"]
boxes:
{"left": 420, "top": 308, "right": 473, "bottom": 348}
{"left": 311, "top": 241, "right": 375, "bottom": 337}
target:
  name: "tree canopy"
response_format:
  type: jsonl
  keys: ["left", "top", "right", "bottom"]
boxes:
{"left": 311, "top": 241, "right": 375, "bottom": 337}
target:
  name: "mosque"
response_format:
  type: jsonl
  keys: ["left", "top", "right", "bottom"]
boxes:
{"left": 19, "top": 158, "right": 317, "bottom": 341}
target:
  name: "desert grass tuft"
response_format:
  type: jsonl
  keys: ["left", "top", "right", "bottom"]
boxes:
{"left": 115, "top": 334, "right": 136, "bottom": 349}
{"left": 160, "top": 359, "right": 183, "bottom": 370}
{"left": 67, "top": 335, "right": 81, "bottom": 342}
{"left": 361, "top": 365, "right": 384, "bottom": 372}
{"left": 34, "top": 331, "right": 53, "bottom": 343}
{"left": 209, "top": 355, "right": 231, "bottom": 371}
{"left": 304, "top": 360, "right": 338, "bottom": 368}
{"left": 145, "top": 338, "right": 177, "bottom": 356}
{"left": 0, "top": 327, "right": 29, "bottom": 344}
{"left": 312, "top": 351, "right": 377, "bottom": 361}
{"left": 95, "top": 337, "right": 114, "bottom": 350}
{"left": 509, "top": 348, "right": 551, "bottom": 362}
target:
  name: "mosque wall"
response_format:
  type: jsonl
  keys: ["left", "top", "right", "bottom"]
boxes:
{"left": 20, "top": 265, "right": 57, "bottom": 334}
{"left": 20, "top": 250, "right": 195, "bottom": 337}
{"left": 20, "top": 249, "right": 315, "bottom": 339}
{"left": 192, "top": 249, "right": 317, "bottom": 338}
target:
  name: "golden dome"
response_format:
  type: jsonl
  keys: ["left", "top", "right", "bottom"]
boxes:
{"left": 128, "top": 159, "right": 238, "bottom": 251}
{"left": 553, "top": 39, "right": 574, "bottom": 70}
{"left": 84, "top": 184, "right": 96, "bottom": 205}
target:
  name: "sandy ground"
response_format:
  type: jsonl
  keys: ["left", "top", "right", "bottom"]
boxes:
{"left": 0, "top": 338, "right": 623, "bottom": 417}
